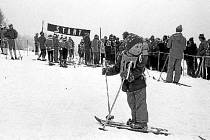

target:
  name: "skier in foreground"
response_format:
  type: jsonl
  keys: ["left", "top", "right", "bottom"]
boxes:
{"left": 102, "top": 32, "right": 148, "bottom": 130}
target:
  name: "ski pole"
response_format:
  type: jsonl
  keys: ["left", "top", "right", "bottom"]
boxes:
{"left": 100, "top": 61, "right": 133, "bottom": 130}
{"left": 103, "top": 58, "right": 111, "bottom": 114}
{"left": 157, "top": 54, "right": 169, "bottom": 81}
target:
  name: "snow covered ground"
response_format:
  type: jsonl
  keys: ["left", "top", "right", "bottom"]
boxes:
{"left": 0, "top": 51, "right": 210, "bottom": 140}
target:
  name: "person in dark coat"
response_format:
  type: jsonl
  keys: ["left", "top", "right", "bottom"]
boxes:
{"left": 4, "top": 24, "right": 18, "bottom": 60}
{"left": 104, "top": 36, "right": 112, "bottom": 64}
{"left": 205, "top": 39, "right": 210, "bottom": 80}
{"left": 102, "top": 33, "right": 148, "bottom": 130}
{"left": 78, "top": 39, "right": 85, "bottom": 64}
{"left": 158, "top": 35, "right": 169, "bottom": 72}
{"left": 166, "top": 25, "right": 186, "bottom": 83}
{"left": 34, "top": 33, "right": 39, "bottom": 55}
{"left": 184, "top": 38, "right": 197, "bottom": 77}
{"left": 37, "top": 32, "right": 46, "bottom": 61}
{"left": 83, "top": 33, "right": 91, "bottom": 65}
{"left": 196, "top": 34, "right": 208, "bottom": 79}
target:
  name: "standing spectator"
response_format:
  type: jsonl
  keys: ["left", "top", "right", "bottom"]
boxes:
{"left": 184, "top": 38, "right": 197, "bottom": 77}
{"left": 45, "top": 34, "right": 54, "bottom": 65}
{"left": 196, "top": 34, "right": 208, "bottom": 79}
{"left": 59, "top": 37, "right": 68, "bottom": 67}
{"left": 166, "top": 25, "right": 186, "bottom": 83}
{"left": 34, "top": 33, "right": 39, "bottom": 55}
{"left": 53, "top": 34, "right": 59, "bottom": 63}
{"left": 100, "top": 38, "right": 106, "bottom": 65}
{"left": 104, "top": 36, "right": 112, "bottom": 64}
{"left": 68, "top": 37, "right": 74, "bottom": 62}
{"left": 3, "top": 24, "right": 18, "bottom": 60}
{"left": 205, "top": 39, "right": 210, "bottom": 80}
{"left": 148, "top": 35, "right": 159, "bottom": 70}
{"left": 0, "top": 25, "right": 7, "bottom": 55}
{"left": 109, "top": 34, "right": 116, "bottom": 64}
{"left": 83, "top": 33, "right": 91, "bottom": 65}
{"left": 158, "top": 35, "right": 169, "bottom": 72}
{"left": 0, "top": 25, "right": 4, "bottom": 54}
{"left": 37, "top": 32, "right": 46, "bottom": 61}
{"left": 91, "top": 34, "right": 100, "bottom": 65}
{"left": 78, "top": 39, "right": 85, "bottom": 64}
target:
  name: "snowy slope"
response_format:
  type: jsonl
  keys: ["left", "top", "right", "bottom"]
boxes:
{"left": 0, "top": 52, "right": 209, "bottom": 140}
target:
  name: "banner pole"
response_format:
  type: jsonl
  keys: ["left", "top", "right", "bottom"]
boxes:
{"left": 41, "top": 20, "right": 44, "bottom": 32}
{"left": 100, "top": 27, "right": 101, "bottom": 40}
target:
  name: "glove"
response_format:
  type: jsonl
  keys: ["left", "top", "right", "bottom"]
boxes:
{"left": 120, "top": 70, "right": 135, "bottom": 82}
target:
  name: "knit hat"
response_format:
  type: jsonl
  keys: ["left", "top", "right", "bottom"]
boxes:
{"left": 125, "top": 33, "right": 143, "bottom": 51}
{"left": 122, "top": 31, "right": 129, "bottom": 39}
{"left": 199, "top": 34, "right": 205, "bottom": 39}
{"left": 176, "top": 25, "right": 182, "bottom": 32}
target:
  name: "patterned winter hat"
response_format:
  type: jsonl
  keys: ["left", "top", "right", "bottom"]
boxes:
{"left": 125, "top": 33, "right": 143, "bottom": 51}
{"left": 176, "top": 25, "right": 182, "bottom": 32}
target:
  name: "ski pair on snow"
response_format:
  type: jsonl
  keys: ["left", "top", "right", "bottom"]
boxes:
{"left": 95, "top": 116, "right": 170, "bottom": 136}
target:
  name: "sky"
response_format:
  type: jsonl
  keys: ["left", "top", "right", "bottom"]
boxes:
{"left": 1, "top": 0, "right": 210, "bottom": 44}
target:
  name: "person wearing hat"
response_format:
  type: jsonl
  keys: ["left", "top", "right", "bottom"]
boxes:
{"left": 59, "top": 36, "right": 68, "bottom": 67}
{"left": 83, "top": 33, "right": 91, "bottom": 65}
{"left": 3, "top": 24, "right": 18, "bottom": 60}
{"left": 67, "top": 37, "right": 75, "bottom": 62}
{"left": 78, "top": 39, "right": 85, "bottom": 64}
{"left": 196, "top": 34, "right": 208, "bottom": 79}
{"left": 34, "top": 33, "right": 39, "bottom": 55}
{"left": 45, "top": 34, "right": 54, "bottom": 65}
{"left": 91, "top": 34, "right": 100, "bottom": 66}
{"left": 37, "top": 32, "right": 46, "bottom": 61}
{"left": 53, "top": 34, "right": 59, "bottom": 63}
{"left": 166, "top": 25, "right": 186, "bottom": 83}
{"left": 184, "top": 37, "right": 198, "bottom": 77}
{"left": 102, "top": 33, "right": 148, "bottom": 130}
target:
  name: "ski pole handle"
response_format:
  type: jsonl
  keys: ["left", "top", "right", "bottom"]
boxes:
{"left": 126, "top": 61, "right": 133, "bottom": 80}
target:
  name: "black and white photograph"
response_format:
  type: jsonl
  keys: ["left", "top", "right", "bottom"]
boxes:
{"left": 0, "top": 0, "right": 210, "bottom": 139}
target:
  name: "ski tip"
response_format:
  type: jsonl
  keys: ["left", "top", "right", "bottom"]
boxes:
{"left": 99, "top": 127, "right": 107, "bottom": 131}
{"left": 198, "top": 136, "right": 206, "bottom": 140}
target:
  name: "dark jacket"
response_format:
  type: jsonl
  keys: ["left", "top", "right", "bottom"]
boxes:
{"left": 184, "top": 43, "right": 197, "bottom": 60}
{"left": 38, "top": 36, "right": 46, "bottom": 50}
{"left": 106, "top": 52, "right": 147, "bottom": 92}
{"left": 198, "top": 41, "right": 208, "bottom": 56}
{"left": 4, "top": 28, "right": 18, "bottom": 39}
{"left": 45, "top": 38, "right": 54, "bottom": 51}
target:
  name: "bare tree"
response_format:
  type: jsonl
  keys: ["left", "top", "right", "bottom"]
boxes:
{"left": 0, "top": 8, "right": 4, "bottom": 25}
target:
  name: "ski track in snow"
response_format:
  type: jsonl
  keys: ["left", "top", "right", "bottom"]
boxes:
{"left": 0, "top": 52, "right": 209, "bottom": 140}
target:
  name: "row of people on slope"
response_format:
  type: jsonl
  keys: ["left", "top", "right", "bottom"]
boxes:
{"left": 34, "top": 32, "right": 75, "bottom": 67}
{"left": 0, "top": 24, "right": 18, "bottom": 60}
{"left": 79, "top": 33, "right": 123, "bottom": 66}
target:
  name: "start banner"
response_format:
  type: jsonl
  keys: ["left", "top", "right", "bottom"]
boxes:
{"left": 47, "top": 23, "right": 90, "bottom": 37}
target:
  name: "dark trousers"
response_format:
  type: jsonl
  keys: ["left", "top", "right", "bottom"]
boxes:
{"left": 39, "top": 49, "right": 46, "bottom": 59}
{"left": 101, "top": 53, "right": 105, "bottom": 64}
{"left": 62, "top": 48, "right": 68, "bottom": 60}
{"left": 186, "top": 57, "right": 196, "bottom": 77}
{"left": 207, "top": 67, "right": 210, "bottom": 80}
{"left": 93, "top": 52, "right": 100, "bottom": 65}
{"left": 47, "top": 50, "right": 54, "bottom": 62}
{"left": 85, "top": 49, "right": 91, "bottom": 64}
{"left": 54, "top": 48, "right": 59, "bottom": 62}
